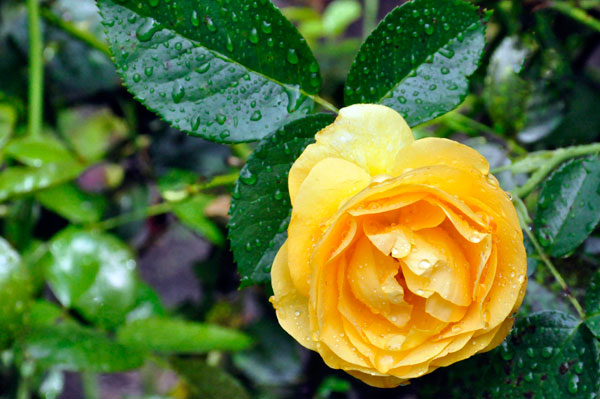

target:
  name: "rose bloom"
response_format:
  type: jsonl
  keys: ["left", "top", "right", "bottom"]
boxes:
{"left": 270, "top": 104, "right": 527, "bottom": 387}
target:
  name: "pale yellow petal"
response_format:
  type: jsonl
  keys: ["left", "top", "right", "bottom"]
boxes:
{"left": 345, "top": 370, "right": 407, "bottom": 388}
{"left": 270, "top": 242, "right": 314, "bottom": 350}
{"left": 288, "top": 157, "right": 371, "bottom": 295}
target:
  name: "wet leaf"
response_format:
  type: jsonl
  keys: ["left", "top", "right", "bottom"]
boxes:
{"left": 344, "top": 0, "right": 487, "bottom": 126}
{"left": 534, "top": 156, "right": 600, "bottom": 257}
{"left": 98, "top": 0, "right": 321, "bottom": 142}
{"left": 43, "top": 227, "right": 139, "bottom": 329}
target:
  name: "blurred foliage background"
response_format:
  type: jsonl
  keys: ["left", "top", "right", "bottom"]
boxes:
{"left": 0, "top": 0, "right": 599, "bottom": 398}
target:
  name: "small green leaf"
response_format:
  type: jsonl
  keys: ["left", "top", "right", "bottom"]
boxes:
{"left": 228, "top": 114, "right": 335, "bottom": 287}
{"left": 98, "top": 0, "right": 321, "bottom": 143}
{"left": 418, "top": 311, "right": 599, "bottom": 399}
{"left": 584, "top": 270, "right": 600, "bottom": 338}
{"left": 0, "top": 237, "right": 33, "bottom": 349}
{"left": 26, "top": 300, "right": 65, "bottom": 329}
{"left": 170, "top": 358, "right": 250, "bottom": 399}
{"left": 116, "top": 316, "right": 252, "bottom": 354}
{"left": 43, "top": 227, "right": 138, "bottom": 329}
{"left": 35, "top": 183, "right": 107, "bottom": 224}
{"left": 57, "top": 107, "right": 129, "bottom": 163}
{"left": 126, "top": 283, "right": 166, "bottom": 322}
{"left": 17, "top": 321, "right": 143, "bottom": 372}
{"left": 322, "top": 0, "right": 361, "bottom": 36}
{"left": 344, "top": 0, "right": 487, "bottom": 126}
{"left": 535, "top": 156, "right": 600, "bottom": 257}
{"left": 172, "top": 195, "right": 224, "bottom": 245}
{"left": 5, "top": 135, "right": 77, "bottom": 167}
{"left": 0, "top": 163, "right": 85, "bottom": 202}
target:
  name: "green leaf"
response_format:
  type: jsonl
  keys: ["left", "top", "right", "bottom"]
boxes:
{"left": 3, "top": 198, "right": 39, "bottom": 251}
{"left": 35, "top": 183, "right": 107, "bottom": 224}
{"left": 57, "top": 107, "right": 129, "bottom": 163}
{"left": 482, "top": 36, "right": 532, "bottom": 134}
{"left": 344, "top": 0, "right": 487, "bottom": 127}
{"left": 535, "top": 156, "right": 600, "bottom": 257}
{"left": 172, "top": 195, "right": 224, "bottom": 245}
{"left": 5, "top": 135, "right": 77, "bottom": 167}
{"left": 98, "top": 0, "right": 321, "bottom": 143}
{"left": 116, "top": 316, "right": 252, "bottom": 353}
{"left": 418, "top": 311, "right": 599, "bottom": 399}
{"left": 26, "top": 300, "right": 65, "bottom": 329}
{"left": 322, "top": 0, "right": 361, "bottom": 36}
{"left": 0, "top": 237, "right": 33, "bottom": 349}
{"left": 126, "top": 282, "right": 166, "bottom": 322}
{"left": 0, "top": 163, "right": 85, "bottom": 202}
{"left": 584, "top": 270, "right": 600, "bottom": 338}
{"left": 43, "top": 227, "right": 138, "bottom": 329}
{"left": 228, "top": 114, "right": 334, "bottom": 287}
{"left": 17, "top": 321, "right": 143, "bottom": 372}
{"left": 170, "top": 358, "right": 250, "bottom": 399}
{"left": 0, "top": 103, "right": 16, "bottom": 150}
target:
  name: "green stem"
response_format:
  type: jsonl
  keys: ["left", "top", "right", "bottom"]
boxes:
{"left": 312, "top": 95, "right": 339, "bottom": 113}
{"left": 90, "top": 171, "right": 239, "bottom": 231}
{"left": 82, "top": 372, "right": 99, "bottom": 399}
{"left": 27, "top": 0, "right": 43, "bottom": 138}
{"left": 514, "top": 196, "right": 586, "bottom": 319}
{"left": 550, "top": 2, "right": 600, "bottom": 32}
{"left": 363, "top": 0, "right": 379, "bottom": 38}
{"left": 91, "top": 201, "right": 172, "bottom": 231}
{"left": 495, "top": 142, "right": 600, "bottom": 198}
{"left": 16, "top": 378, "right": 30, "bottom": 399}
{"left": 40, "top": 8, "right": 111, "bottom": 57}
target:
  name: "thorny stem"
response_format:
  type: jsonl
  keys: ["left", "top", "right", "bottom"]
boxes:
{"left": 492, "top": 142, "right": 600, "bottom": 198}
{"left": 514, "top": 196, "right": 586, "bottom": 319}
{"left": 27, "top": 0, "right": 43, "bottom": 138}
{"left": 89, "top": 171, "right": 239, "bottom": 231}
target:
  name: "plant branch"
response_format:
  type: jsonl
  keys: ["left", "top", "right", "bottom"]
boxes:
{"left": 514, "top": 195, "right": 586, "bottom": 319}
{"left": 312, "top": 95, "right": 339, "bottom": 113}
{"left": 40, "top": 8, "right": 111, "bottom": 57}
{"left": 492, "top": 142, "right": 600, "bottom": 197}
{"left": 363, "top": 0, "right": 379, "bottom": 38}
{"left": 89, "top": 172, "right": 239, "bottom": 231}
{"left": 27, "top": 0, "right": 43, "bottom": 138}
{"left": 549, "top": 2, "right": 600, "bottom": 33}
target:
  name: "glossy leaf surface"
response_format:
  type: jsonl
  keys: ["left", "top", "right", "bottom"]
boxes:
{"left": 98, "top": 0, "right": 320, "bottom": 142}
{"left": 535, "top": 156, "right": 600, "bottom": 257}
{"left": 43, "top": 227, "right": 138, "bottom": 329}
{"left": 344, "top": 0, "right": 486, "bottom": 126}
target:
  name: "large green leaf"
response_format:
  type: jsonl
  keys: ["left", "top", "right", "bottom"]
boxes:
{"left": 344, "top": 0, "right": 487, "bottom": 126}
{"left": 0, "top": 237, "right": 33, "bottom": 349}
{"left": 98, "top": 0, "right": 321, "bottom": 143}
{"left": 170, "top": 358, "right": 250, "bottom": 399}
{"left": 584, "top": 270, "right": 600, "bottom": 338}
{"left": 418, "top": 311, "right": 599, "bottom": 399}
{"left": 228, "top": 114, "right": 334, "bottom": 287}
{"left": 17, "top": 321, "right": 143, "bottom": 372}
{"left": 35, "top": 183, "right": 107, "bottom": 224}
{"left": 535, "top": 156, "right": 600, "bottom": 257}
{"left": 43, "top": 227, "right": 138, "bottom": 329}
{"left": 0, "top": 163, "right": 85, "bottom": 202}
{"left": 116, "top": 316, "right": 252, "bottom": 353}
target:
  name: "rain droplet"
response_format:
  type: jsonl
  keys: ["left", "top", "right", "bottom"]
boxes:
{"left": 240, "top": 169, "right": 257, "bottom": 185}
{"left": 216, "top": 113, "right": 227, "bottom": 125}
{"left": 137, "top": 18, "right": 161, "bottom": 42}
{"left": 248, "top": 27, "right": 259, "bottom": 44}
{"left": 287, "top": 49, "right": 299, "bottom": 64}
{"left": 250, "top": 110, "right": 262, "bottom": 121}
{"left": 191, "top": 10, "right": 200, "bottom": 27}
{"left": 171, "top": 81, "right": 185, "bottom": 103}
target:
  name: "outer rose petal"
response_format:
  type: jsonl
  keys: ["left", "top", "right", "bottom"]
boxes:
{"left": 288, "top": 157, "right": 371, "bottom": 295}
{"left": 289, "top": 104, "right": 413, "bottom": 204}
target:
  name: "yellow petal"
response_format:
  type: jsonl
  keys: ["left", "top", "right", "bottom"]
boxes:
{"left": 270, "top": 242, "right": 314, "bottom": 350}
{"left": 288, "top": 157, "right": 371, "bottom": 295}
{"left": 345, "top": 370, "right": 407, "bottom": 388}
{"left": 288, "top": 104, "right": 414, "bottom": 204}
{"left": 425, "top": 293, "right": 468, "bottom": 323}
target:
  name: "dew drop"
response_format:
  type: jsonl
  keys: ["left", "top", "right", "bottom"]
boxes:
{"left": 287, "top": 49, "right": 299, "bottom": 64}
{"left": 240, "top": 169, "right": 257, "bottom": 185}
{"left": 248, "top": 27, "right": 259, "bottom": 44}
{"left": 250, "top": 110, "right": 262, "bottom": 121}
{"left": 171, "top": 81, "right": 185, "bottom": 103}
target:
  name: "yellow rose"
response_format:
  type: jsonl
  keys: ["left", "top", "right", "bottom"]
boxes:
{"left": 270, "top": 104, "right": 527, "bottom": 387}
